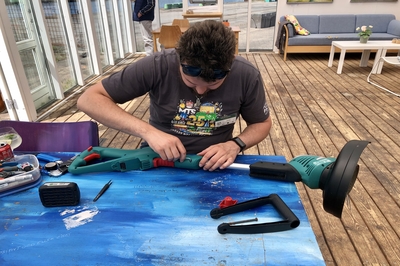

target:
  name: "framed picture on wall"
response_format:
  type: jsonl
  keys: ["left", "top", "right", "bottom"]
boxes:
{"left": 350, "top": 0, "right": 397, "bottom": 2}
{"left": 287, "top": 0, "right": 333, "bottom": 3}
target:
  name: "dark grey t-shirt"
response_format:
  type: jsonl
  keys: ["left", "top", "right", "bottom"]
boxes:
{"left": 102, "top": 49, "right": 270, "bottom": 154}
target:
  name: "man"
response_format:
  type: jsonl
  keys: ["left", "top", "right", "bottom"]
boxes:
{"left": 133, "top": 0, "right": 155, "bottom": 56}
{"left": 77, "top": 20, "right": 272, "bottom": 171}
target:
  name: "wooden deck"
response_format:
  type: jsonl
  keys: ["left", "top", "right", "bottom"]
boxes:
{"left": 38, "top": 52, "right": 400, "bottom": 265}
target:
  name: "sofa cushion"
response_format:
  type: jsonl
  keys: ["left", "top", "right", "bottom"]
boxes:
{"left": 294, "top": 15, "right": 320, "bottom": 34}
{"left": 387, "top": 19, "right": 400, "bottom": 37}
{"left": 356, "top": 14, "right": 395, "bottom": 33}
{"left": 319, "top": 15, "right": 356, "bottom": 34}
{"left": 288, "top": 34, "right": 359, "bottom": 46}
{"left": 285, "top": 15, "right": 310, "bottom": 35}
{"left": 369, "top": 32, "right": 399, "bottom": 40}
{"left": 287, "top": 33, "right": 399, "bottom": 46}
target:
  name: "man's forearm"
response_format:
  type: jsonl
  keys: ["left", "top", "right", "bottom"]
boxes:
{"left": 236, "top": 117, "right": 272, "bottom": 150}
{"left": 77, "top": 89, "right": 153, "bottom": 140}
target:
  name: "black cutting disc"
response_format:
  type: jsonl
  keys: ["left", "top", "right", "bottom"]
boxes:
{"left": 323, "top": 140, "right": 370, "bottom": 218}
{"left": 44, "top": 162, "right": 58, "bottom": 171}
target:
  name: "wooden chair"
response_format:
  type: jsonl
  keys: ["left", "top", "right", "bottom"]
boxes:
{"left": 158, "top": 25, "right": 182, "bottom": 50}
{"left": 172, "top": 19, "right": 190, "bottom": 28}
{"left": 0, "top": 120, "right": 99, "bottom": 152}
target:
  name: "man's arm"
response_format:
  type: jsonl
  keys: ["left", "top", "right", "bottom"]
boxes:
{"left": 138, "top": 0, "right": 155, "bottom": 17}
{"left": 77, "top": 82, "right": 187, "bottom": 162}
{"left": 198, "top": 116, "right": 272, "bottom": 171}
{"left": 235, "top": 116, "right": 272, "bottom": 152}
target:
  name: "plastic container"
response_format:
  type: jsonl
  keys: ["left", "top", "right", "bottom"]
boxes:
{"left": 0, "top": 154, "right": 41, "bottom": 197}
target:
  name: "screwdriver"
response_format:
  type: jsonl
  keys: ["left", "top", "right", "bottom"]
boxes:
{"left": 93, "top": 180, "right": 112, "bottom": 202}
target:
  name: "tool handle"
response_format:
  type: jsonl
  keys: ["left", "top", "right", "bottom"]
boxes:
{"left": 36, "top": 153, "right": 62, "bottom": 163}
{"left": 68, "top": 146, "right": 142, "bottom": 174}
{"left": 173, "top": 156, "right": 202, "bottom": 170}
{"left": 152, "top": 157, "right": 202, "bottom": 169}
{"left": 153, "top": 158, "right": 174, "bottom": 168}
{"left": 249, "top": 161, "right": 302, "bottom": 182}
{"left": 84, "top": 153, "right": 101, "bottom": 162}
{"left": 211, "top": 194, "right": 300, "bottom": 234}
{"left": 68, "top": 146, "right": 203, "bottom": 174}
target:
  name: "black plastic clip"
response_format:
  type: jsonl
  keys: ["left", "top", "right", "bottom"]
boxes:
{"left": 210, "top": 194, "right": 300, "bottom": 234}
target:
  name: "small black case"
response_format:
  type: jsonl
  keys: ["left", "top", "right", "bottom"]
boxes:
{"left": 39, "top": 182, "right": 80, "bottom": 207}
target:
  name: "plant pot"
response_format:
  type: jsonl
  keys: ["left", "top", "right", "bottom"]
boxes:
{"left": 360, "top": 36, "right": 369, "bottom": 43}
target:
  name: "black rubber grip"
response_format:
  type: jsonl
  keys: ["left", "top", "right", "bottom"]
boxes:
{"left": 211, "top": 194, "right": 300, "bottom": 234}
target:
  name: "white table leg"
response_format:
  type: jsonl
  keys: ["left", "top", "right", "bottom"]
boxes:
{"left": 374, "top": 49, "right": 387, "bottom": 74}
{"left": 337, "top": 49, "right": 346, "bottom": 74}
{"left": 328, "top": 44, "right": 335, "bottom": 67}
{"left": 360, "top": 49, "right": 371, "bottom": 67}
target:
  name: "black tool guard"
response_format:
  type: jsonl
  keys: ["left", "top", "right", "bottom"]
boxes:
{"left": 321, "top": 140, "right": 370, "bottom": 218}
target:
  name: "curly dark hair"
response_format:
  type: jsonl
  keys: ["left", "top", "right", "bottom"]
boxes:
{"left": 176, "top": 20, "right": 236, "bottom": 82}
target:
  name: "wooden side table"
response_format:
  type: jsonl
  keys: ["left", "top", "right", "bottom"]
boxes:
{"left": 152, "top": 26, "right": 240, "bottom": 55}
{"left": 182, "top": 12, "right": 223, "bottom": 19}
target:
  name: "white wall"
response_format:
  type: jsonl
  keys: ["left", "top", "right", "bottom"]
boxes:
{"left": 274, "top": 0, "right": 400, "bottom": 52}
{"left": 276, "top": 0, "right": 400, "bottom": 18}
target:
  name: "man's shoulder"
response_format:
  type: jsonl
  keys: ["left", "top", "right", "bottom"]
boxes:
{"left": 231, "top": 56, "right": 259, "bottom": 75}
{"left": 153, "top": 49, "right": 180, "bottom": 65}
{"left": 133, "top": 49, "right": 178, "bottom": 65}
{"left": 128, "top": 49, "right": 178, "bottom": 77}
{"left": 233, "top": 56, "right": 257, "bottom": 69}
{"left": 154, "top": 49, "right": 178, "bottom": 58}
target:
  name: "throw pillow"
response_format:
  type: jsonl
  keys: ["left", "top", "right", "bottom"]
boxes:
{"left": 285, "top": 15, "right": 310, "bottom": 36}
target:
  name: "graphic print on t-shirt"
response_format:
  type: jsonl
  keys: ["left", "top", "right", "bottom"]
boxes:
{"left": 171, "top": 98, "right": 235, "bottom": 135}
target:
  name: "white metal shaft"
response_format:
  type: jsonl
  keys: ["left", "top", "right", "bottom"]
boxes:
{"left": 227, "top": 163, "right": 250, "bottom": 171}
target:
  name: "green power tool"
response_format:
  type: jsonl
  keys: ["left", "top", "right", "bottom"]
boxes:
{"left": 68, "top": 140, "right": 369, "bottom": 218}
{"left": 242, "top": 140, "right": 370, "bottom": 218}
{"left": 68, "top": 146, "right": 202, "bottom": 175}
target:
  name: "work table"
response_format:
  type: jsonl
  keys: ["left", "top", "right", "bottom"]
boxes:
{"left": 0, "top": 154, "right": 325, "bottom": 265}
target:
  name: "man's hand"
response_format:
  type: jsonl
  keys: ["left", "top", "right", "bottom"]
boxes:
{"left": 145, "top": 131, "right": 187, "bottom": 163}
{"left": 138, "top": 12, "right": 142, "bottom": 18}
{"left": 197, "top": 141, "right": 240, "bottom": 171}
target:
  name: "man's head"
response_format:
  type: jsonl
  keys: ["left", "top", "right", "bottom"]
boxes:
{"left": 176, "top": 20, "right": 236, "bottom": 82}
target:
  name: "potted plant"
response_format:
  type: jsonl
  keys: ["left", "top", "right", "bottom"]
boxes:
{"left": 356, "top": 25, "right": 373, "bottom": 43}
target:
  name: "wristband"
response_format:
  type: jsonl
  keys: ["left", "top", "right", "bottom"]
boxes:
{"left": 231, "top": 137, "right": 246, "bottom": 152}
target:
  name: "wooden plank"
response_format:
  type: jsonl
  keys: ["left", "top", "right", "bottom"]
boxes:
{"left": 296, "top": 56, "right": 382, "bottom": 260}
{"left": 259, "top": 53, "right": 358, "bottom": 265}
{"left": 265, "top": 53, "right": 361, "bottom": 265}
{"left": 260, "top": 55, "right": 336, "bottom": 264}
{"left": 295, "top": 53, "right": 399, "bottom": 265}
{"left": 251, "top": 54, "right": 275, "bottom": 156}
{"left": 100, "top": 94, "right": 148, "bottom": 148}
{"left": 121, "top": 94, "right": 151, "bottom": 150}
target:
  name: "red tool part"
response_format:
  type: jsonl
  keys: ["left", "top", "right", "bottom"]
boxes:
{"left": 0, "top": 143, "right": 13, "bottom": 161}
{"left": 219, "top": 196, "right": 238, "bottom": 208}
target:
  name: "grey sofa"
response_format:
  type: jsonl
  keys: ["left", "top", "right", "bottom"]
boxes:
{"left": 276, "top": 14, "right": 400, "bottom": 60}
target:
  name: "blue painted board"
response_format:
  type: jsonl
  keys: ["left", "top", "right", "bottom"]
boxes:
{"left": 0, "top": 155, "right": 325, "bottom": 265}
